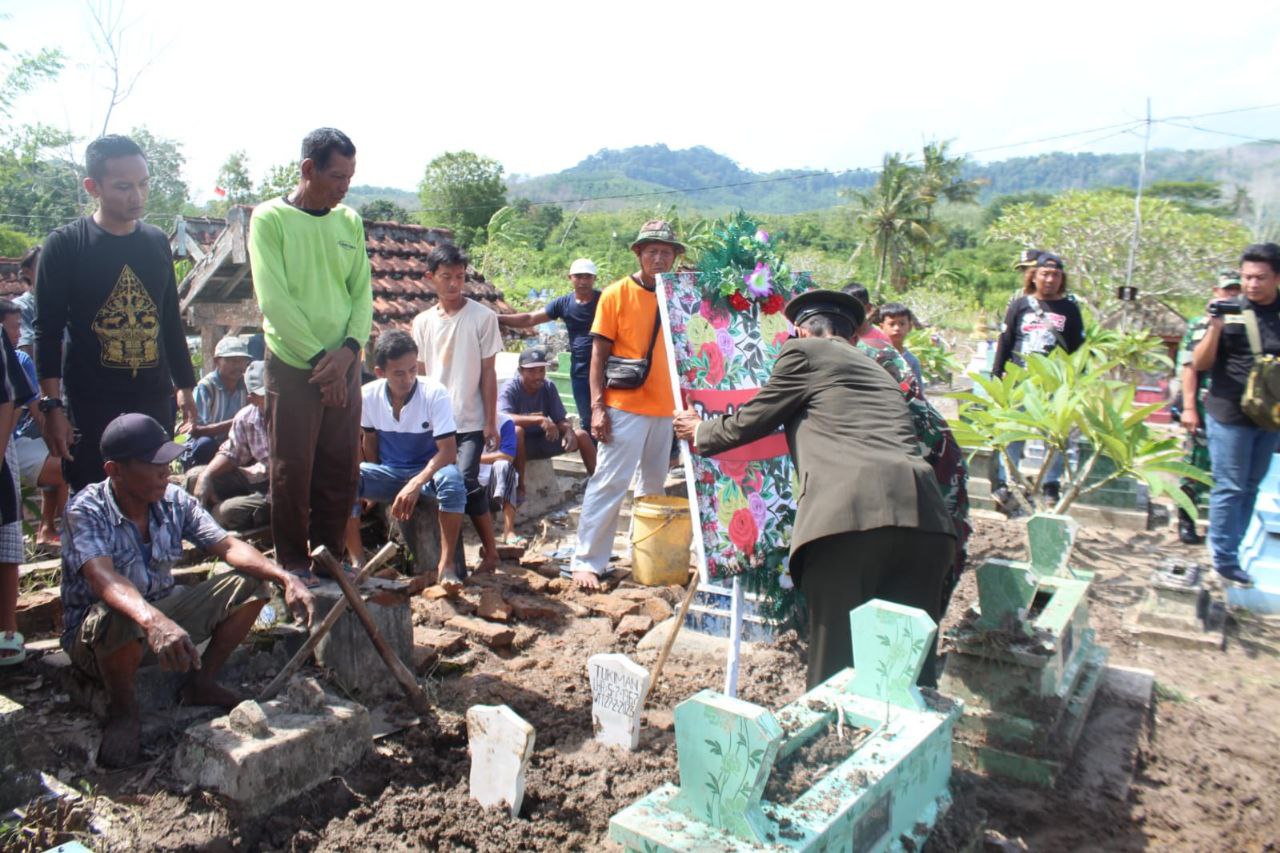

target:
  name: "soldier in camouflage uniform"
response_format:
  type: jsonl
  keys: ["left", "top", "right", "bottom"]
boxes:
{"left": 1172, "top": 270, "right": 1241, "bottom": 544}
{"left": 844, "top": 284, "right": 971, "bottom": 609}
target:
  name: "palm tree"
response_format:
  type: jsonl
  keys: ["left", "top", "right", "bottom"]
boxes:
{"left": 914, "top": 141, "right": 983, "bottom": 278}
{"left": 848, "top": 154, "right": 931, "bottom": 299}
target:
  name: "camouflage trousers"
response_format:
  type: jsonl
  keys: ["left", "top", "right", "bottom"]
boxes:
{"left": 1181, "top": 427, "right": 1212, "bottom": 503}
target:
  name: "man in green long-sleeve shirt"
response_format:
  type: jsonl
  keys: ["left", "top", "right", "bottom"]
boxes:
{"left": 249, "top": 127, "right": 372, "bottom": 581}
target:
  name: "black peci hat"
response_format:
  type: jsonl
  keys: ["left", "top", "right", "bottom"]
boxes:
{"left": 782, "top": 289, "right": 866, "bottom": 331}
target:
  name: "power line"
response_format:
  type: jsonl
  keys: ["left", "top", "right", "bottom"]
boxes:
{"left": 1153, "top": 118, "right": 1280, "bottom": 145}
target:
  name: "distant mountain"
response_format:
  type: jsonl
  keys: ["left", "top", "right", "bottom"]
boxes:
{"left": 506, "top": 143, "right": 1280, "bottom": 216}
{"left": 343, "top": 185, "right": 420, "bottom": 214}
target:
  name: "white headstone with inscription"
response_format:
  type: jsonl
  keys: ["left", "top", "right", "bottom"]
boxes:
{"left": 466, "top": 704, "right": 535, "bottom": 817}
{"left": 588, "top": 653, "right": 650, "bottom": 750}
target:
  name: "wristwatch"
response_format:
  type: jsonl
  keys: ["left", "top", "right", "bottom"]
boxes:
{"left": 37, "top": 396, "right": 65, "bottom": 414}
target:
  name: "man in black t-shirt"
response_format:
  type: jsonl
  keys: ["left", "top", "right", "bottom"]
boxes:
{"left": 34, "top": 135, "right": 197, "bottom": 492}
{"left": 497, "top": 258, "right": 601, "bottom": 424}
{"left": 1191, "top": 243, "right": 1280, "bottom": 584}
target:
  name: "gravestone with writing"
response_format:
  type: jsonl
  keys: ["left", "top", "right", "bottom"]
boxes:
{"left": 589, "top": 653, "right": 650, "bottom": 750}
{"left": 467, "top": 704, "right": 535, "bottom": 817}
{"left": 610, "top": 599, "right": 961, "bottom": 851}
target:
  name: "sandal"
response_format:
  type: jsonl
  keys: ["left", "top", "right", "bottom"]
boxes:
{"left": 0, "top": 631, "right": 26, "bottom": 667}
{"left": 501, "top": 534, "right": 529, "bottom": 547}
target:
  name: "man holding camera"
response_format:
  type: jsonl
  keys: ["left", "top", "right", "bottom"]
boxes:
{"left": 1173, "top": 271, "right": 1241, "bottom": 544}
{"left": 1191, "top": 243, "right": 1280, "bottom": 584}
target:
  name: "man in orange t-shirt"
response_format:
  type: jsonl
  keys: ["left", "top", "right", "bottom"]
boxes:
{"left": 569, "top": 220, "right": 681, "bottom": 589}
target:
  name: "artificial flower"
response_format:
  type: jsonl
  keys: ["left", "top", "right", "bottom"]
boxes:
{"left": 743, "top": 262, "right": 773, "bottom": 298}
{"left": 761, "top": 293, "right": 785, "bottom": 315}
{"left": 728, "top": 292, "right": 751, "bottom": 312}
{"left": 755, "top": 229, "right": 770, "bottom": 244}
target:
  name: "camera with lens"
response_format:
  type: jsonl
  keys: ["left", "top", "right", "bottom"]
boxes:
{"left": 1208, "top": 299, "right": 1243, "bottom": 318}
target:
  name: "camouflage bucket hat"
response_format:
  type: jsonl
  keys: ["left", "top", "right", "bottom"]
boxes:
{"left": 1217, "top": 270, "right": 1242, "bottom": 289}
{"left": 629, "top": 219, "right": 686, "bottom": 253}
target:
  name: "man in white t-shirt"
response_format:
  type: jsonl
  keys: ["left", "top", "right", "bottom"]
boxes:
{"left": 410, "top": 243, "right": 502, "bottom": 574}
{"left": 346, "top": 330, "right": 468, "bottom": 587}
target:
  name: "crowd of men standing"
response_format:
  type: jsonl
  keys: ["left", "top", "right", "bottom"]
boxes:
{"left": 7, "top": 123, "right": 1280, "bottom": 768}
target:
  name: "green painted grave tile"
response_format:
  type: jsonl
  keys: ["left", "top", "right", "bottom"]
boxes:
{"left": 975, "top": 560, "right": 1038, "bottom": 633}
{"left": 847, "top": 599, "right": 938, "bottom": 710}
{"left": 669, "top": 691, "right": 782, "bottom": 844}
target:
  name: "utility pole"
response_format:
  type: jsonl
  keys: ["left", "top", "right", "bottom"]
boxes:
{"left": 1123, "top": 98, "right": 1152, "bottom": 330}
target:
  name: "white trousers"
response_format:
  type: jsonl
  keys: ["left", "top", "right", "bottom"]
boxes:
{"left": 572, "top": 408, "right": 673, "bottom": 574}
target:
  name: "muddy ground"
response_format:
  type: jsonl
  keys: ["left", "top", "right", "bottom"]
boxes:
{"left": 4, "top": 513, "right": 1279, "bottom": 852}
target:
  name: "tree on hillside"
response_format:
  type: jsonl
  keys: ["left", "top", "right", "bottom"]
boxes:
{"left": 256, "top": 162, "right": 300, "bottom": 202}
{"left": 987, "top": 189, "right": 1250, "bottom": 320}
{"left": 212, "top": 150, "right": 254, "bottom": 214}
{"left": 418, "top": 151, "right": 506, "bottom": 245}
{"left": 0, "top": 124, "right": 83, "bottom": 236}
{"left": 360, "top": 199, "right": 410, "bottom": 223}
{"left": 129, "top": 127, "right": 188, "bottom": 226}
{"left": 848, "top": 153, "right": 932, "bottom": 297}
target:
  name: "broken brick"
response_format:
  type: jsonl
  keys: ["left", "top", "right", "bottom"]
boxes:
{"left": 422, "top": 585, "right": 453, "bottom": 601}
{"left": 615, "top": 614, "right": 653, "bottom": 637}
{"left": 15, "top": 589, "right": 62, "bottom": 635}
{"left": 446, "top": 616, "right": 515, "bottom": 648}
{"left": 583, "top": 594, "right": 641, "bottom": 625}
{"left": 506, "top": 594, "right": 562, "bottom": 622}
{"left": 613, "top": 588, "right": 654, "bottom": 602}
{"left": 414, "top": 627, "right": 467, "bottom": 656}
{"left": 514, "top": 570, "right": 551, "bottom": 593}
{"left": 641, "top": 597, "right": 674, "bottom": 623}
{"left": 478, "top": 589, "right": 513, "bottom": 623}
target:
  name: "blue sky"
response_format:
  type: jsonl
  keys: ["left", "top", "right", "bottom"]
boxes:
{"left": 5, "top": 0, "right": 1278, "bottom": 200}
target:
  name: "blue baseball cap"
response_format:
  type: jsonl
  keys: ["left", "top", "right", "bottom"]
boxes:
{"left": 100, "top": 413, "right": 185, "bottom": 464}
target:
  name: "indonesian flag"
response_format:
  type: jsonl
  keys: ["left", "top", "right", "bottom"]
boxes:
{"left": 214, "top": 186, "right": 227, "bottom": 198}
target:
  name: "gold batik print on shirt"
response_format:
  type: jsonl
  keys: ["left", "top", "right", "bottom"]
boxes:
{"left": 92, "top": 264, "right": 160, "bottom": 377}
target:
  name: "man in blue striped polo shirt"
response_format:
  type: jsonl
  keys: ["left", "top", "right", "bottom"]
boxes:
{"left": 345, "top": 330, "right": 466, "bottom": 589}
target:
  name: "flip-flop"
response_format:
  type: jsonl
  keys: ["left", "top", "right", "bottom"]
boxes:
{"left": 502, "top": 534, "right": 529, "bottom": 547}
{"left": 559, "top": 567, "right": 615, "bottom": 583}
{"left": 0, "top": 631, "right": 26, "bottom": 667}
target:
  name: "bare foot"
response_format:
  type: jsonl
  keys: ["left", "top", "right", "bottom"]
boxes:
{"left": 475, "top": 549, "right": 498, "bottom": 574}
{"left": 99, "top": 710, "right": 141, "bottom": 768}
{"left": 180, "top": 680, "right": 243, "bottom": 710}
{"left": 439, "top": 569, "right": 464, "bottom": 593}
{"left": 572, "top": 570, "right": 603, "bottom": 590}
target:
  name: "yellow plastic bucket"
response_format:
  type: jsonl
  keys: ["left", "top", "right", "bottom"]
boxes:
{"left": 630, "top": 495, "right": 693, "bottom": 586}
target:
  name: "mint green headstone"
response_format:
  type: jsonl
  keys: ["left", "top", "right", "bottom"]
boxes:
{"left": 668, "top": 690, "right": 782, "bottom": 844}
{"left": 1026, "top": 513, "right": 1078, "bottom": 579}
{"left": 975, "top": 559, "right": 1039, "bottom": 633}
{"left": 847, "top": 599, "right": 937, "bottom": 711}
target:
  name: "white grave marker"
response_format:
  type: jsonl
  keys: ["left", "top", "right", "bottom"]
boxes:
{"left": 466, "top": 704, "right": 535, "bottom": 817}
{"left": 588, "top": 653, "right": 650, "bottom": 750}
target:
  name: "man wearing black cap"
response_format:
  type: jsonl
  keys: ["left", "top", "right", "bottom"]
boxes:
{"left": 674, "top": 290, "right": 955, "bottom": 689}
{"left": 499, "top": 346, "right": 597, "bottom": 491}
{"left": 59, "top": 414, "right": 315, "bottom": 767}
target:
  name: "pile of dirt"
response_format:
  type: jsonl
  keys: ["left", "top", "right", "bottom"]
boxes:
{"left": 8, "top": 513, "right": 1280, "bottom": 851}
{"left": 762, "top": 720, "right": 869, "bottom": 805}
